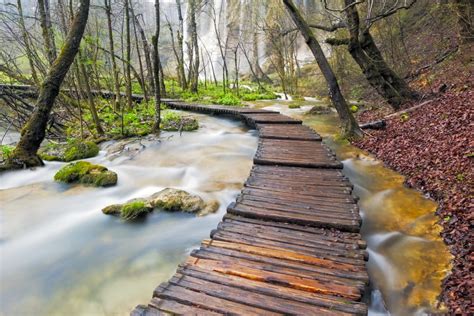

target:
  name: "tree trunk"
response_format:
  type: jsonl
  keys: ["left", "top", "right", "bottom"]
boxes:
{"left": 104, "top": 0, "right": 122, "bottom": 111}
{"left": 135, "top": 16, "right": 154, "bottom": 94}
{"left": 189, "top": 0, "right": 200, "bottom": 93}
{"left": 282, "top": 0, "right": 362, "bottom": 139}
{"left": 151, "top": 0, "right": 161, "bottom": 133}
{"left": 129, "top": 3, "right": 148, "bottom": 102}
{"left": 176, "top": 0, "right": 187, "bottom": 90}
{"left": 17, "top": 0, "right": 39, "bottom": 85}
{"left": 78, "top": 51, "right": 104, "bottom": 135}
{"left": 124, "top": 0, "right": 133, "bottom": 110}
{"left": 7, "top": 0, "right": 90, "bottom": 169}
{"left": 453, "top": 0, "right": 474, "bottom": 44}
{"left": 38, "top": 0, "right": 57, "bottom": 64}
{"left": 344, "top": 0, "right": 418, "bottom": 109}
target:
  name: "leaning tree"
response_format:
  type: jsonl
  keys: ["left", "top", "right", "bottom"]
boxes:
{"left": 283, "top": 0, "right": 362, "bottom": 139}
{"left": 4, "top": 0, "right": 91, "bottom": 169}
{"left": 309, "top": 0, "right": 420, "bottom": 109}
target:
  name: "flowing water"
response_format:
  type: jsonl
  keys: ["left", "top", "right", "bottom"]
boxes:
{"left": 253, "top": 100, "right": 452, "bottom": 316}
{"left": 0, "top": 112, "right": 257, "bottom": 315}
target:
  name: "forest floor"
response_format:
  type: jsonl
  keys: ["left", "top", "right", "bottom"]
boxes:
{"left": 352, "top": 48, "right": 473, "bottom": 313}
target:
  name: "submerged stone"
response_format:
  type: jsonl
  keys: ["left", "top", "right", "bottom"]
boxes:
{"left": 39, "top": 139, "right": 99, "bottom": 162}
{"left": 54, "top": 161, "right": 117, "bottom": 187}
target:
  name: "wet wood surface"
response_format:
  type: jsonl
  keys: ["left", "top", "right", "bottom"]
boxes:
{"left": 132, "top": 101, "right": 368, "bottom": 315}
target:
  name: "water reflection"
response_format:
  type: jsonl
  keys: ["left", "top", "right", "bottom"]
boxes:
{"left": 254, "top": 101, "right": 451, "bottom": 316}
{"left": 0, "top": 112, "right": 257, "bottom": 315}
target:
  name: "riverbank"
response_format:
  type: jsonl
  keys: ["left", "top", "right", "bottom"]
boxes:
{"left": 353, "top": 88, "right": 473, "bottom": 313}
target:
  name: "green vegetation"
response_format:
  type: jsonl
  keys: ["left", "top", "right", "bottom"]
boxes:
{"left": 168, "top": 81, "right": 278, "bottom": 106}
{"left": 54, "top": 161, "right": 117, "bottom": 187}
{"left": 400, "top": 113, "right": 410, "bottom": 122}
{"left": 39, "top": 139, "right": 99, "bottom": 162}
{"left": 350, "top": 105, "right": 359, "bottom": 113}
{"left": 0, "top": 145, "right": 14, "bottom": 161}
{"left": 120, "top": 200, "right": 152, "bottom": 220}
{"left": 161, "top": 111, "right": 199, "bottom": 131}
{"left": 288, "top": 104, "right": 301, "bottom": 109}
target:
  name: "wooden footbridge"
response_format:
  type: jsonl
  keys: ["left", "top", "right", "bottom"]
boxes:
{"left": 132, "top": 101, "right": 369, "bottom": 315}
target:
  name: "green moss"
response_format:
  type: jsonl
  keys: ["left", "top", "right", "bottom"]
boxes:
{"left": 120, "top": 201, "right": 151, "bottom": 220}
{"left": 63, "top": 140, "right": 99, "bottom": 162}
{"left": 400, "top": 113, "right": 410, "bottom": 122}
{"left": 288, "top": 104, "right": 301, "bottom": 109}
{"left": 39, "top": 140, "right": 99, "bottom": 162}
{"left": 350, "top": 105, "right": 359, "bottom": 113}
{"left": 0, "top": 145, "right": 14, "bottom": 161}
{"left": 54, "top": 161, "right": 117, "bottom": 187}
{"left": 161, "top": 111, "right": 199, "bottom": 132}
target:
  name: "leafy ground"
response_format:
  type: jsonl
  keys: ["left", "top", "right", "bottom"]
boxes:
{"left": 353, "top": 50, "right": 473, "bottom": 313}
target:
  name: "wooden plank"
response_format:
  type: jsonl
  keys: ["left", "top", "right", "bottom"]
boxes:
{"left": 185, "top": 258, "right": 362, "bottom": 300}
{"left": 214, "top": 222, "right": 363, "bottom": 252}
{"left": 193, "top": 245, "right": 369, "bottom": 282}
{"left": 228, "top": 202, "right": 360, "bottom": 232}
{"left": 155, "top": 282, "right": 276, "bottom": 315}
{"left": 242, "top": 185, "right": 356, "bottom": 201}
{"left": 169, "top": 273, "right": 352, "bottom": 315}
{"left": 148, "top": 298, "right": 222, "bottom": 315}
{"left": 186, "top": 251, "right": 366, "bottom": 290}
{"left": 200, "top": 239, "right": 366, "bottom": 271}
{"left": 236, "top": 198, "right": 359, "bottom": 218}
{"left": 210, "top": 230, "right": 366, "bottom": 263}
{"left": 178, "top": 265, "right": 368, "bottom": 315}
{"left": 257, "top": 124, "right": 322, "bottom": 141}
{"left": 218, "top": 219, "right": 363, "bottom": 247}
{"left": 222, "top": 215, "right": 367, "bottom": 249}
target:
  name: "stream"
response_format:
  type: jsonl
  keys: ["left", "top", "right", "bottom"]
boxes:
{"left": 1, "top": 102, "right": 452, "bottom": 316}
{"left": 0, "top": 113, "right": 257, "bottom": 315}
{"left": 254, "top": 99, "right": 452, "bottom": 316}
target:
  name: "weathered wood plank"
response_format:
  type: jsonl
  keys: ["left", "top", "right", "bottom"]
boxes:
{"left": 169, "top": 272, "right": 352, "bottom": 315}
{"left": 185, "top": 258, "right": 362, "bottom": 300}
{"left": 177, "top": 265, "right": 368, "bottom": 315}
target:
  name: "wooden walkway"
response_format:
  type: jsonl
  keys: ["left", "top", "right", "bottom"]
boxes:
{"left": 132, "top": 101, "right": 368, "bottom": 315}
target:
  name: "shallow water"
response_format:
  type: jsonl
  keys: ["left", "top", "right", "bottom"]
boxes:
{"left": 252, "top": 101, "right": 452, "bottom": 316}
{"left": 0, "top": 112, "right": 257, "bottom": 315}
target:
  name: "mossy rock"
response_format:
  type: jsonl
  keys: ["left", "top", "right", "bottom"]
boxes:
{"left": 161, "top": 116, "right": 199, "bottom": 132}
{"left": 39, "top": 139, "right": 99, "bottom": 162}
{"left": 197, "top": 199, "right": 220, "bottom": 216}
{"left": 102, "top": 204, "right": 123, "bottom": 215}
{"left": 288, "top": 104, "right": 301, "bottom": 109}
{"left": 54, "top": 161, "right": 117, "bottom": 187}
{"left": 121, "top": 200, "right": 153, "bottom": 220}
{"left": 306, "top": 105, "right": 332, "bottom": 115}
{"left": 149, "top": 188, "right": 205, "bottom": 212}
{"left": 101, "top": 188, "right": 219, "bottom": 221}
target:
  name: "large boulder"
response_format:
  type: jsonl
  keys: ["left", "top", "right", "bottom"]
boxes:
{"left": 39, "top": 139, "right": 99, "bottom": 162}
{"left": 149, "top": 188, "right": 205, "bottom": 212}
{"left": 161, "top": 111, "right": 199, "bottom": 132}
{"left": 101, "top": 188, "right": 220, "bottom": 220}
{"left": 54, "top": 161, "right": 117, "bottom": 187}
